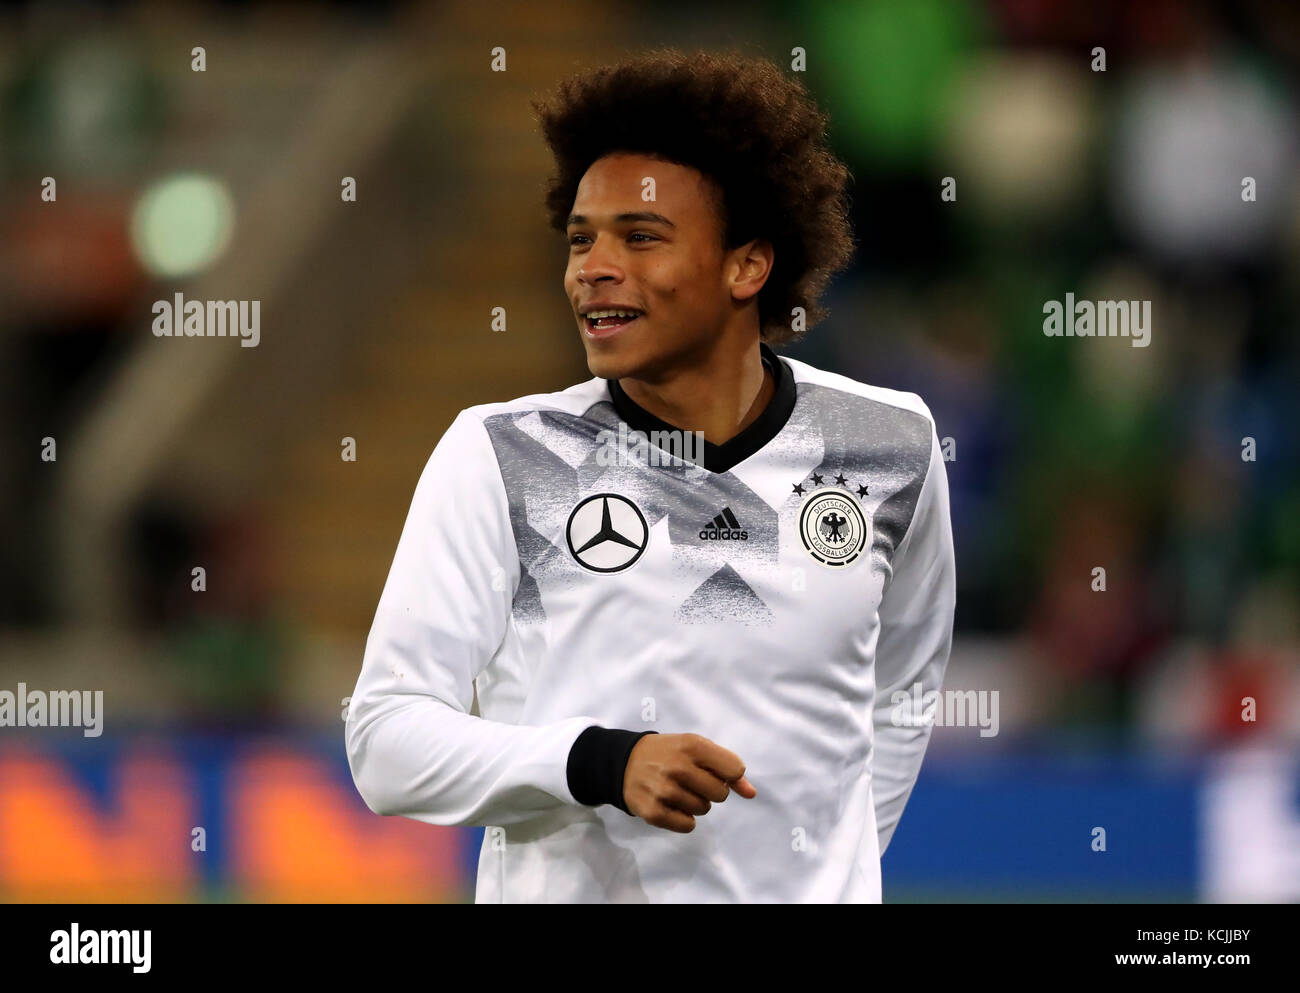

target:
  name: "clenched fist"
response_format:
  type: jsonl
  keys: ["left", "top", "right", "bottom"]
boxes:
{"left": 622, "top": 732, "right": 757, "bottom": 832}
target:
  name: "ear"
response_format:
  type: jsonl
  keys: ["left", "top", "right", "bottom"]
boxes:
{"left": 728, "top": 239, "right": 774, "bottom": 304}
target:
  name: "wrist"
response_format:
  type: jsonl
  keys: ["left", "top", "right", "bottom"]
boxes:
{"left": 566, "top": 726, "right": 658, "bottom": 814}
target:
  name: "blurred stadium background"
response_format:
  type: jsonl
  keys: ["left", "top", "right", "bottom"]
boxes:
{"left": 1, "top": 0, "right": 1297, "bottom": 902}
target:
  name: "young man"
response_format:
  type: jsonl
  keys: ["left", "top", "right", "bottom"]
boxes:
{"left": 345, "top": 50, "right": 956, "bottom": 902}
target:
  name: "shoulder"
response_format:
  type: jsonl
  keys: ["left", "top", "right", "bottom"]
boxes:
{"left": 780, "top": 354, "right": 936, "bottom": 431}
{"left": 431, "top": 375, "right": 610, "bottom": 474}
{"left": 457, "top": 375, "right": 609, "bottom": 428}
{"left": 417, "top": 376, "right": 609, "bottom": 502}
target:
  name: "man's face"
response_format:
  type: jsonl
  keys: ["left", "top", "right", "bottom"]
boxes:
{"left": 565, "top": 152, "right": 735, "bottom": 381}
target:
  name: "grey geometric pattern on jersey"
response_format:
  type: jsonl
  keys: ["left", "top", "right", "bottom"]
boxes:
{"left": 481, "top": 381, "right": 931, "bottom": 625}
{"left": 802, "top": 383, "right": 932, "bottom": 588}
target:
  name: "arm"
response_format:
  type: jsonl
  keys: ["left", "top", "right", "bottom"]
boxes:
{"left": 345, "top": 409, "right": 628, "bottom": 826}
{"left": 870, "top": 414, "right": 956, "bottom": 856}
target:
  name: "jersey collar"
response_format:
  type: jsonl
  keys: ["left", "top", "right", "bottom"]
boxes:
{"left": 605, "top": 342, "right": 796, "bottom": 474}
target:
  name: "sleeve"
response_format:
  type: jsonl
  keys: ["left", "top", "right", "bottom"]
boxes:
{"left": 344, "top": 409, "right": 608, "bottom": 826}
{"left": 870, "top": 412, "right": 956, "bottom": 856}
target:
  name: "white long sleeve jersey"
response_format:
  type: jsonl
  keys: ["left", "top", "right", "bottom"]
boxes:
{"left": 345, "top": 343, "right": 956, "bottom": 902}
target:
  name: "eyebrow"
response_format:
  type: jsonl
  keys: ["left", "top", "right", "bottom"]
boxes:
{"left": 565, "top": 212, "right": 676, "bottom": 229}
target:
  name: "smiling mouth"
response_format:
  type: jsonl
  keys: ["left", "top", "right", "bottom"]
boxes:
{"left": 583, "top": 312, "right": 643, "bottom": 337}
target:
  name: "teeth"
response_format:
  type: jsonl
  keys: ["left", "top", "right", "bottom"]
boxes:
{"left": 586, "top": 310, "right": 640, "bottom": 319}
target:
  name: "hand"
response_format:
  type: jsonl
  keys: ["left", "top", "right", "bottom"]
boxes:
{"left": 622, "top": 732, "right": 756, "bottom": 832}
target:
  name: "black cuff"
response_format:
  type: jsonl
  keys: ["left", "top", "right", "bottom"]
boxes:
{"left": 566, "top": 726, "right": 658, "bottom": 815}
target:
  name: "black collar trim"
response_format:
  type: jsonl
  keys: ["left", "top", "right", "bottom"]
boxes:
{"left": 605, "top": 342, "right": 796, "bottom": 474}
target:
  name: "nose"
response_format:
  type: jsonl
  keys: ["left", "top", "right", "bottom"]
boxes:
{"left": 575, "top": 236, "right": 624, "bottom": 286}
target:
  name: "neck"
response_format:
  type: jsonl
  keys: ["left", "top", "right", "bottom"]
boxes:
{"left": 618, "top": 337, "right": 774, "bottom": 446}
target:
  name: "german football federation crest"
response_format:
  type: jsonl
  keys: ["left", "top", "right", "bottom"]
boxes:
{"left": 797, "top": 485, "right": 868, "bottom": 568}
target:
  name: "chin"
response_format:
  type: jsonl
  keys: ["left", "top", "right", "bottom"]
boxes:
{"left": 581, "top": 337, "right": 641, "bottom": 381}
{"left": 584, "top": 350, "right": 634, "bottom": 381}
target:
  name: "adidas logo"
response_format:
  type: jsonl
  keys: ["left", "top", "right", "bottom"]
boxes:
{"left": 699, "top": 507, "right": 748, "bottom": 541}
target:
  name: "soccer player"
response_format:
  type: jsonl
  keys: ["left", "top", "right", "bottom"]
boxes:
{"left": 345, "top": 49, "right": 956, "bottom": 902}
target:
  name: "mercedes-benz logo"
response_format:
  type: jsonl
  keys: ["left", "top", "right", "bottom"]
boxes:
{"left": 566, "top": 493, "right": 649, "bottom": 573}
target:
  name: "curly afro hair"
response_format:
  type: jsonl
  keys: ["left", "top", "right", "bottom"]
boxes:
{"left": 532, "top": 48, "right": 856, "bottom": 347}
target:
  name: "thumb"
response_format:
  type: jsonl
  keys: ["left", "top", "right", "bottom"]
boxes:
{"left": 728, "top": 774, "right": 757, "bottom": 799}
